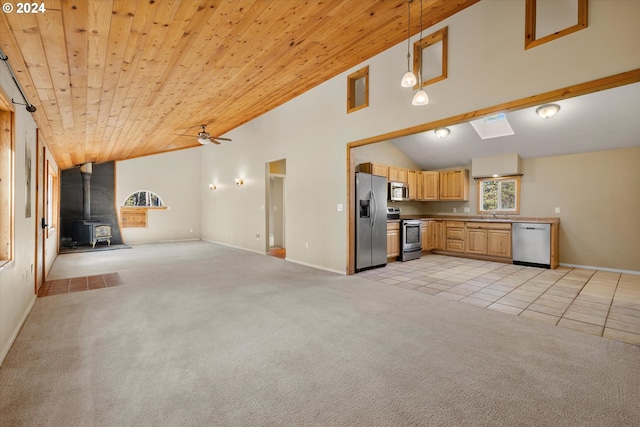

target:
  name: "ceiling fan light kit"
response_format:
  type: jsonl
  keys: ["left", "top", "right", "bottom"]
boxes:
{"left": 176, "top": 125, "right": 232, "bottom": 145}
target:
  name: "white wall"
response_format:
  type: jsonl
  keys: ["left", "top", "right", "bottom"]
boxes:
{"left": 0, "top": 63, "right": 60, "bottom": 365}
{"left": 199, "top": 0, "right": 640, "bottom": 273}
{"left": 115, "top": 148, "right": 202, "bottom": 244}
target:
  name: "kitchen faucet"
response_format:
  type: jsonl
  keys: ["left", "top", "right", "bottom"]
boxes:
{"left": 492, "top": 212, "right": 497, "bottom": 219}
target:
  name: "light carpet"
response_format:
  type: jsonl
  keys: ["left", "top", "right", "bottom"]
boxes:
{"left": 0, "top": 241, "right": 638, "bottom": 426}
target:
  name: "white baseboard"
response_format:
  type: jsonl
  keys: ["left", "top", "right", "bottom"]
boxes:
{"left": 0, "top": 294, "right": 36, "bottom": 367}
{"left": 559, "top": 263, "right": 640, "bottom": 276}
{"left": 202, "top": 239, "right": 346, "bottom": 275}
{"left": 201, "top": 238, "right": 267, "bottom": 256}
{"left": 284, "top": 257, "right": 346, "bottom": 275}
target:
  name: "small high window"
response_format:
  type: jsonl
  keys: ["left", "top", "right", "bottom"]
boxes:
{"left": 347, "top": 66, "right": 369, "bottom": 114}
{"left": 477, "top": 176, "right": 520, "bottom": 214}
{"left": 123, "top": 190, "right": 164, "bottom": 207}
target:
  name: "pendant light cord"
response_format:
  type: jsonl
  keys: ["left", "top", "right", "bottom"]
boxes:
{"left": 417, "top": 0, "right": 423, "bottom": 87}
{"left": 406, "top": 0, "right": 411, "bottom": 70}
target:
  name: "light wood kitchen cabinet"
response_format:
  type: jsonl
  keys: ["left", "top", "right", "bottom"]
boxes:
{"left": 464, "top": 222, "right": 512, "bottom": 258}
{"left": 445, "top": 221, "right": 465, "bottom": 253}
{"left": 407, "top": 170, "right": 417, "bottom": 200}
{"left": 432, "top": 221, "right": 445, "bottom": 250}
{"left": 421, "top": 220, "right": 433, "bottom": 251}
{"left": 418, "top": 171, "right": 439, "bottom": 201}
{"left": 357, "top": 162, "right": 388, "bottom": 179}
{"left": 487, "top": 229, "right": 512, "bottom": 258}
{"left": 439, "top": 169, "right": 469, "bottom": 201}
{"left": 388, "top": 166, "right": 407, "bottom": 184}
{"left": 466, "top": 228, "right": 488, "bottom": 255}
{"left": 387, "top": 222, "right": 400, "bottom": 259}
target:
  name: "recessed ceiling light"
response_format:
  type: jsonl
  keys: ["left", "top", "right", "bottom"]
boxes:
{"left": 536, "top": 104, "right": 560, "bottom": 118}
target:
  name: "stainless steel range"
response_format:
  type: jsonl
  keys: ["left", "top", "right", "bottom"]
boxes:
{"left": 400, "top": 219, "right": 422, "bottom": 261}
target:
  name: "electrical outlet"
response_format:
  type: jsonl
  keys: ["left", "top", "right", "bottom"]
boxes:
{"left": 305, "top": 242, "right": 309, "bottom": 249}
{"left": 464, "top": 207, "right": 470, "bottom": 213}
{"left": 337, "top": 204, "right": 343, "bottom": 212}
{"left": 555, "top": 207, "right": 561, "bottom": 214}
{"left": 453, "top": 208, "right": 457, "bottom": 213}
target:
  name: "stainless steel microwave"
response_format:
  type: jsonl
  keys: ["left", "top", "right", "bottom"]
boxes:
{"left": 388, "top": 182, "right": 409, "bottom": 201}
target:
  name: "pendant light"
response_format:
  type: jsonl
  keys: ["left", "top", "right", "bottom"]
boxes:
{"left": 412, "top": 0, "right": 429, "bottom": 106}
{"left": 400, "top": 0, "right": 417, "bottom": 87}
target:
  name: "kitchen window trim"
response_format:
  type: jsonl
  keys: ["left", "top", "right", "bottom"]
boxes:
{"left": 476, "top": 175, "right": 521, "bottom": 215}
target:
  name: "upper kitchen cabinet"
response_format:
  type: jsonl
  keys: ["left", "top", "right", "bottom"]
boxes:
{"left": 439, "top": 169, "right": 469, "bottom": 201}
{"left": 407, "top": 170, "right": 417, "bottom": 200}
{"left": 388, "top": 166, "right": 408, "bottom": 184}
{"left": 357, "top": 162, "right": 388, "bottom": 178}
{"left": 418, "top": 171, "right": 439, "bottom": 201}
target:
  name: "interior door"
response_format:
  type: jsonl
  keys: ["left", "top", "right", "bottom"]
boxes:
{"left": 34, "top": 132, "right": 45, "bottom": 293}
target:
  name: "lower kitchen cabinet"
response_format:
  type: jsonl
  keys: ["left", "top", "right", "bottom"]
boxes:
{"left": 387, "top": 222, "right": 400, "bottom": 259}
{"left": 465, "top": 228, "right": 488, "bottom": 255}
{"left": 464, "top": 222, "right": 512, "bottom": 258}
{"left": 487, "top": 229, "right": 512, "bottom": 258}
{"left": 432, "top": 221, "right": 445, "bottom": 250}
{"left": 421, "top": 220, "right": 433, "bottom": 251}
{"left": 445, "top": 221, "right": 465, "bottom": 253}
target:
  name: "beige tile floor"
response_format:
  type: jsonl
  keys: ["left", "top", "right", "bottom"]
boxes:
{"left": 358, "top": 254, "right": 640, "bottom": 346}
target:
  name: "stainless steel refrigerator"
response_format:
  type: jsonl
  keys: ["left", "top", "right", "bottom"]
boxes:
{"left": 355, "top": 172, "right": 387, "bottom": 272}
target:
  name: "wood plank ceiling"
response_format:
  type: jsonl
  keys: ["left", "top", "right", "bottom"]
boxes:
{"left": 1, "top": 0, "right": 479, "bottom": 170}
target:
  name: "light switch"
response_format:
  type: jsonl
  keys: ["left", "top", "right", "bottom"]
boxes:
{"left": 337, "top": 204, "right": 343, "bottom": 212}
{"left": 555, "top": 207, "right": 561, "bottom": 213}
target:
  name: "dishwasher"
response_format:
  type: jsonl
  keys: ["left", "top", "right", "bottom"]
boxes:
{"left": 512, "top": 223, "right": 551, "bottom": 268}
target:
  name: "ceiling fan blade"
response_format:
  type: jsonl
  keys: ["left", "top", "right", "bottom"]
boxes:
{"left": 210, "top": 139, "right": 221, "bottom": 145}
{"left": 210, "top": 137, "right": 232, "bottom": 142}
{"left": 175, "top": 133, "right": 197, "bottom": 137}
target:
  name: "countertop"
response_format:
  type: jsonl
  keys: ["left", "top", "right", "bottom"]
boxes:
{"left": 387, "top": 215, "right": 560, "bottom": 224}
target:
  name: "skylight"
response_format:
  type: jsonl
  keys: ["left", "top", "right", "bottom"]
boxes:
{"left": 469, "top": 113, "right": 515, "bottom": 140}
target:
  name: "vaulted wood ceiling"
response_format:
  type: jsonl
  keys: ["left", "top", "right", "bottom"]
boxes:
{"left": 0, "top": 0, "right": 479, "bottom": 170}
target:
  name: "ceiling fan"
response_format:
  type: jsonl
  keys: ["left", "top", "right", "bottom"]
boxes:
{"left": 176, "top": 125, "right": 232, "bottom": 145}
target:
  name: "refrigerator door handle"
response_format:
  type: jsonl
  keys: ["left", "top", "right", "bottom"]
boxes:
{"left": 370, "top": 190, "right": 375, "bottom": 227}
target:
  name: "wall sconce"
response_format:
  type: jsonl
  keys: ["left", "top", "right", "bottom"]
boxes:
{"left": 536, "top": 104, "right": 560, "bottom": 118}
{"left": 235, "top": 178, "right": 244, "bottom": 187}
{"left": 434, "top": 127, "right": 450, "bottom": 138}
{"left": 209, "top": 184, "right": 216, "bottom": 191}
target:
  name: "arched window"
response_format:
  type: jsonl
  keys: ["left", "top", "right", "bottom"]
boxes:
{"left": 123, "top": 190, "right": 164, "bottom": 207}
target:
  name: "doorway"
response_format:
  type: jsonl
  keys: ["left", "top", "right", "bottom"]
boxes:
{"left": 266, "top": 159, "right": 286, "bottom": 259}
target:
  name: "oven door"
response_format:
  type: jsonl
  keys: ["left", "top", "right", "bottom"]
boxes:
{"left": 401, "top": 220, "right": 422, "bottom": 261}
